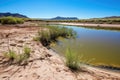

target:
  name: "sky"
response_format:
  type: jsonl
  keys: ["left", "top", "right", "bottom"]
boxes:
{"left": 0, "top": 0, "right": 120, "bottom": 19}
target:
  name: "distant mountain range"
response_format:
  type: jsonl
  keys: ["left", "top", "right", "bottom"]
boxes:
{"left": 104, "top": 16, "right": 120, "bottom": 19}
{"left": 0, "top": 12, "right": 119, "bottom": 20}
{"left": 50, "top": 16, "right": 79, "bottom": 20}
{"left": 0, "top": 12, "right": 28, "bottom": 18}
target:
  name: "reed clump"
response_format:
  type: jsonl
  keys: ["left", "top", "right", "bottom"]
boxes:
{"left": 65, "top": 48, "right": 80, "bottom": 71}
{"left": 37, "top": 26, "right": 76, "bottom": 46}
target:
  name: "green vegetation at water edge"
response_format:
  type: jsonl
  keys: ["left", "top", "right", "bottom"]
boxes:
{"left": 41, "top": 18, "right": 120, "bottom": 24}
{"left": 0, "top": 16, "right": 25, "bottom": 24}
{"left": 65, "top": 48, "right": 80, "bottom": 71}
{"left": 36, "top": 25, "right": 76, "bottom": 46}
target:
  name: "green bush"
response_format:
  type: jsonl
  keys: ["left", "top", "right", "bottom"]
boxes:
{"left": 65, "top": 48, "right": 80, "bottom": 71}
{"left": 15, "top": 17, "right": 24, "bottom": 24}
{"left": 38, "top": 26, "right": 76, "bottom": 46}
{"left": 0, "top": 16, "right": 24, "bottom": 24}
{"left": 38, "top": 30, "right": 51, "bottom": 46}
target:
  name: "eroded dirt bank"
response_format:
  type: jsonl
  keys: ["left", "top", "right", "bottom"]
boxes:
{"left": 0, "top": 25, "right": 120, "bottom": 80}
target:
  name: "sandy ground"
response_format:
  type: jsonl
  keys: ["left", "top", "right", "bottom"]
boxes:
{"left": 0, "top": 25, "right": 120, "bottom": 80}
{"left": 58, "top": 23, "right": 120, "bottom": 28}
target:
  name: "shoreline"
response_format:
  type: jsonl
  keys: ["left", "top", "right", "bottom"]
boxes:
{"left": 51, "top": 48, "right": 120, "bottom": 71}
{"left": 58, "top": 22, "right": 120, "bottom": 29}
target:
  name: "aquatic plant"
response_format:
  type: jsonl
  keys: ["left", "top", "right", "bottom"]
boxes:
{"left": 38, "top": 25, "right": 76, "bottom": 46}
{"left": 65, "top": 48, "right": 80, "bottom": 71}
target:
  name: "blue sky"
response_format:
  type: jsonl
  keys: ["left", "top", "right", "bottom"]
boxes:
{"left": 0, "top": 0, "right": 120, "bottom": 19}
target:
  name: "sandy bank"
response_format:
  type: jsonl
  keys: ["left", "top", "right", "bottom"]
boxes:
{"left": 58, "top": 23, "right": 120, "bottom": 29}
{"left": 0, "top": 26, "right": 76, "bottom": 80}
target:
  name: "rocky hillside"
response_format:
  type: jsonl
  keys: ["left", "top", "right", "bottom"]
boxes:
{"left": 51, "top": 16, "right": 79, "bottom": 20}
{"left": 0, "top": 12, "right": 28, "bottom": 18}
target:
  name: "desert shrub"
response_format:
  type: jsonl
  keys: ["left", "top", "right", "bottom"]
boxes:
{"left": 23, "top": 46, "right": 31, "bottom": 58}
{"left": 17, "top": 46, "right": 31, "bottom": 64}
{"left": 38, "top": 26, "right": 76, "bottom": 46}
{"left": 1, "top": 17, "right": 17, "bottom": 24}
{"left": 4, "top": 50, "right": 17, "bottom": 62}
{"left": 0, "top": 16, "right": 24, "bottom": 24}
{"left": 15, "top": 17, "right": 24, "bottom": 24}
{"left": 3, "top": 46, "right": 31, "bottom": 65}
{"left": 65, "top": 48, "right": 80, "bottom": 71}
{"left": 38, "top": 30, "right": 51, "bottom": 46}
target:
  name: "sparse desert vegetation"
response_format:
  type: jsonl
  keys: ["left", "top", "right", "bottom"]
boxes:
{"left": 3, "top": 46, "right": 31, "bottom": 65}
{"left": 0, "top": 16, "right": 24, "bottom": 24}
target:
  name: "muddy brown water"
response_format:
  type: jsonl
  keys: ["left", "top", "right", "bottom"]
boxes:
{"left": 52, "top": 25, "right": 120, "bottom": 67}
